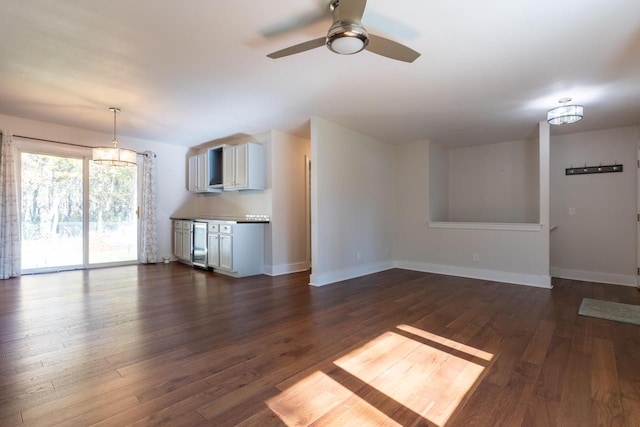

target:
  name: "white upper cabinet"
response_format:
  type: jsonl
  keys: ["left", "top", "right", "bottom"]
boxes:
{"left": 188, "top": 142, "right": 264, "bottom": 193}
{"left": 188, "top": 153, "right": 208, "bottom": 193}
{"left": 187, "top": 156, "right": 198, "bottom": 192}
{"left": 188, "top": 148, "right": 226, "bottom": 193}
{"left": 222, "top": 146, "right": 235, "bottom": 189}
{"left": 196, "top": 153, "right": 207, "bottom": 192}
{"left": 223, "top": 143, "right": 264, "bottom": 191}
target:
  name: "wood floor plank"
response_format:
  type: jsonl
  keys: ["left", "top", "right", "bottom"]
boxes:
{"left": 614, "top": 323, "right": 640, "bottom": 427}
{"left": 521, "top": 319, "right": 556, "bottom": 365}
{"left": 0, "top": 264, "right": 639, "bottom": 426}
{"left": 532, "top": 335, "right": 571, "bottom": 404}
{"left": 522, "top": 395, "right": 560, "bottom": 427}
{"left": 556, "top": 341, "right": 595, "bottom": 427}
{"left": 590, "top": 337, "right": 626, "bottom": 426}
{"left": 0, "top": 410, "right": 23, "bottom": 426}
{"left": 91, "top": 380, "right": 211, "bottom": 427}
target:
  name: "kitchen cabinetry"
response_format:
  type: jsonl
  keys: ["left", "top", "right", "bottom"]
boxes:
{"left": 188, "top": 152, "right": 224, "bottom": 193}
{"left": 188, "top": 154, "right": 208, "bottom": 193}
{"left": 181, "top": 221, "right": 192, "bottom": 260}
{"left": 208, "top": 223, "right": 232, "bottom": 270}
{"left": 223, "top": 143, "right": 264, "bottom": 191}
{"left": 174, "top": 221, "right": 183, "bottom": 258}
{"left": 187, "top": 156, "right": 197, "bottom": 192}
{"left": 207, "top": 146, "right": 224, "bottom": 191}
{"left": 207, "top": 221, "right": 264, "bottom": 277}
{"left": 173, "top": 220, "right": 193, "bottom": 261}
{"left": 187, "top": 143, "right": 264, "bottom": 193}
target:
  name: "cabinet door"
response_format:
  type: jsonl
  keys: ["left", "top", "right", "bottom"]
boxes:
{"left": 196, "top": 153, "right": 207, "bottom": 191}
{"left": 219, "top": 235, "right": 233, "bottom": 271}
{"left": 182, "top": 226, "right": 192, "bottom": 260}
{"left": 222, "top": 146, "right": 236, "bottom": 189}
{"left": 188, "top": 156, "right": 198, "bottom": 192}
{"left": 208, "top": 234, "right": 220, "bottom": 268}
{"left": 174, "top": 227, "right": 182, "bottom": 258}
{"left": 234, "top": 144, "right": 248, "bottom": 189}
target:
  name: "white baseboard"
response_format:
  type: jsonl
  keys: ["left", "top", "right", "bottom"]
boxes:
{"left": 395, "top": 260, "right": 552, "bottom": 289}
{"left": 264, "top": 261, "right": 310, "bottom": 276}
{"left": 309, "top": 261, "right": 394, "bottom": 287}
{"left": 550, "top": 267, "right": 638, "bottom": 287}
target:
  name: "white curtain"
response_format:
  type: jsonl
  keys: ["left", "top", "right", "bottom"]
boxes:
{"left": 138, "top": 151, "right": 158, "bottom": 263}
{"left": 0, "top": 131, "right": 21, "bottom": 279}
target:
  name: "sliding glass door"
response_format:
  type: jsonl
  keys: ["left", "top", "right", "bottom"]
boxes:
{"left": 89, "top": 162, "right": 137, "bottom": 264}
{"left": 21, "top": 153, "right": 84, "bottom": 270}
{"left": 20, "top": 148, "right": 138, "bottom": 273}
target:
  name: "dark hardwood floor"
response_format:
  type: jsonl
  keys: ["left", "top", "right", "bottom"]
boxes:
{"left": 1, "top": 264, "right": 639, "bottom": 426}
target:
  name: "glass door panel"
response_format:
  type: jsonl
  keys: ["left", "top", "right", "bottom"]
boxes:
{"left": 20, "top": 153, "right": 84, "bottom": 271}
{"left": 89, "top": 162, "right": 138, "bottom": 264}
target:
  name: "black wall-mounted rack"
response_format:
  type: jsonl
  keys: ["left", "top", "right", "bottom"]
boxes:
{"left": 566, "top": 164, "right": 623, "bottom": 175}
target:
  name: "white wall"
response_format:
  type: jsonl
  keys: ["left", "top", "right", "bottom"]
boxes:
{"left": 428, "top": 141, "right": 449, "bottom": 221}
{"left": 393, "top": 123, "right": 551, "bottom": 288}
{"left": 310, "top": 118, "right": 394, "bottom": 286}
{"left": 268, "top": 130, "right": 311, "bottom": 275}
{"left": 447, "top": 138, "right": 539, "bottom": 223}
{"left": 0, "top": 113, "right": 190, "bottom": 261}
{"left": 550, "top": 125, "right": 638, "bottom": 286}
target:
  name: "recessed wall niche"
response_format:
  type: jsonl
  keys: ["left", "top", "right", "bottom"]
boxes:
{"left": 429, "top": 138, "right": 540, "bottom": 224}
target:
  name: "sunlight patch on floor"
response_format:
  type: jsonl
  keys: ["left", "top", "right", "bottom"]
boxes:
{"left": 334, "top": 330, "right": 487, "bottom": 426}
{"left": 266, "top": 326, "right": 492, "bottom": 426}
{"left": 266, "top": 371, "right": 401, "bottom": 426}
{"left": 396, "top": 324, "right": 494, "bottom": 361}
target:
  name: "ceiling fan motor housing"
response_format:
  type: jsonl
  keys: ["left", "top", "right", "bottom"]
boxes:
{"left": 326, "top": 22, "right": 369, "bottom": 55}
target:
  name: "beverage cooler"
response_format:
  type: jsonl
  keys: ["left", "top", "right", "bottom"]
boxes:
{"left": 191, "top": 221, "right": 208, "bottom": 268}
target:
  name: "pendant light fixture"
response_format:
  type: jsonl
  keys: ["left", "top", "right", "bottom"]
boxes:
{"left": 92, "top": 107, "right": 137, "bottom": 166}
{"left": 547, "top": 97, "right": 584, "bottom": 125}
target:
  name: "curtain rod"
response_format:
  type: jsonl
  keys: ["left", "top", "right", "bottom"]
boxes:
{"left": 13, "top": 134, "right": 155, "bottom": 157}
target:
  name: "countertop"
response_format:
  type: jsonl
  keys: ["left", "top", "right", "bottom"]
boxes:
{"left": 171, "top": 214, "right": 270, "bottom": 224}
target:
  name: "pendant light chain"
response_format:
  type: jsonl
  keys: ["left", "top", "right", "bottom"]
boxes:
{"left": 111, "top": 107, "right": 120, "bottom": 148}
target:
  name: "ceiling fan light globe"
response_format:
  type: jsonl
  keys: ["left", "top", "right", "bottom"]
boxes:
{"left": 329, "top": 35, "right": 366, "bottom": 54}
{"left": 326, "top": 23, "right": 369, "bottom": 55}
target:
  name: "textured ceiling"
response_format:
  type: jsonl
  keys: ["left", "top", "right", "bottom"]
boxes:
{"left": 0, "top": 0, "right": 639, "bottom": 148}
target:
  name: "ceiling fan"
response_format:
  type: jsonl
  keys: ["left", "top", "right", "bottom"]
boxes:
{"left": 267, "top": 0, "right": 420, "bottom": 63}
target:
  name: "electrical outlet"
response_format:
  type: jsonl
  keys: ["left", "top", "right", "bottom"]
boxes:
{"left": 473, "top": 253, "right": 480, "bottom": 263}
{"left": 569, "top": 207, "right": 576, "bottom": 216}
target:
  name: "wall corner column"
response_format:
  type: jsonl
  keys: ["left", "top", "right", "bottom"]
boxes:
{"left": 539, "top": 121, "right": 551, "bottom": 282}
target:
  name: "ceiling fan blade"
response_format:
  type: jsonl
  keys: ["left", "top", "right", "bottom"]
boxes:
{"left": 260, "top": 9, "right": 327, "bottom": 38}
{"left": 335, "top": 0, "right": 367, "bottom": 22}
{"left": 366, "top": 34, "right": 420, "bottom": 63}
{"left": 267, "top": 37, "right": 326, "bottom": 59}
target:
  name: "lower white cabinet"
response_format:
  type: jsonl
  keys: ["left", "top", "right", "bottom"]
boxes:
{"left": 174, "top": 222, "right": 183, "bottom": 259}
{"left": 207, "top": 224, "right": 222, "bottom": 268}
{"left": 207, "top": 221, "right": 264, "bottom": 277}
{"left": 181, "top": 221, "right": 192, "bottom": 260}
{"left": 173, "top": 220, "right": 192, "bottom": 261}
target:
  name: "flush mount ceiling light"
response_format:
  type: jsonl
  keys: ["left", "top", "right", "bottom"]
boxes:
{"left": 547, "top": 97, "right": 584, "bottom": 125}
{"left": 92, "top": 107, "right": 137, "bottom": 166}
